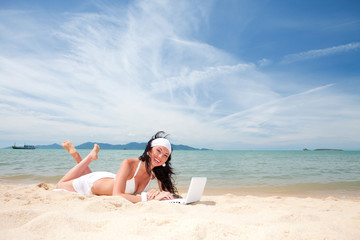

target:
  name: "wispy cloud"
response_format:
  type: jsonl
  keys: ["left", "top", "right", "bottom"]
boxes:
{"left": 214, "top": 84, "right": 335, "bottom": 124}
{"left": 0, "top": 0, "right": 359, "bottom": 149}
{"left": 281, "top": 42, "right": 360, "bottom": 64}
{"left": 211, "top": 83, "right": 360, "bottom": 148}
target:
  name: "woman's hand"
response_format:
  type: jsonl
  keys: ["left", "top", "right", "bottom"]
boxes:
{"left": 154, "top": 191, "right": 174, "bottom": 201}
{"left": 146, "top": 189, "right": 160, "bottom": 200}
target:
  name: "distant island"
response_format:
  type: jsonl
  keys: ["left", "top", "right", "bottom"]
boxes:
{"left": 313, "top": 149, "right": 343, "bottom": 151}
{"left": 302, "top": 148, "right": 343, "bottom": 151}
{"left": 15, "top": 142, "right": 211, "bottom": 151}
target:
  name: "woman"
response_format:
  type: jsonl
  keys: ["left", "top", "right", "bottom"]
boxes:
{"left": 55, "top": 131, "right": 177, "bottom": 203}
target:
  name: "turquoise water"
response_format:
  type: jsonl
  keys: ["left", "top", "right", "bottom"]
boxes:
{"left": 0, "top": 149, "right": 359, "bottom": 197}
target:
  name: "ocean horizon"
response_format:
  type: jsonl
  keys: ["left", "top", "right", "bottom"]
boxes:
{"left": 1, "top": 149, "right": 359, "bottom": 199}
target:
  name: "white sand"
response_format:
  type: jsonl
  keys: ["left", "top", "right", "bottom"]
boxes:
{"left": 1, "top": 183, "right": 359, "bottom": 240}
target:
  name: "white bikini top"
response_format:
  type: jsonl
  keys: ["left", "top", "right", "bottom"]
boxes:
{"left": 125, "top": 160, "right": 153, "bottom": 194}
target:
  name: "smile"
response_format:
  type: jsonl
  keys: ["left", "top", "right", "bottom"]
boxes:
{"left": 154, "top": 158, "right": 161, "bottom": 163}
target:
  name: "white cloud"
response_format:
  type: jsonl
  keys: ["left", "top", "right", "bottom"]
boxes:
{"left": 0, "top": 0, "right": 359, "bottom": 149}
{"left": 257, "top": 58, "right": 272, "bottom": 67}
{"left": 281, "top": 42, "right": 360, "bottom": 64}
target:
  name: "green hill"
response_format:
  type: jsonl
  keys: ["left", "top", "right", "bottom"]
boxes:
{"left": 33, "top": 142, "right": 209, "bottom": 150}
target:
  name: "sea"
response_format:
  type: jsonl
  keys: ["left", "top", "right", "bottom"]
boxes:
{"left": 1, "top": 149, "right": 359, "bottom": 198}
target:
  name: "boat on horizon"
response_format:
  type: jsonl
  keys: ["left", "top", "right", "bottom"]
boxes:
{"left": 12, "top": 144, "right": 36, "bottom": 150}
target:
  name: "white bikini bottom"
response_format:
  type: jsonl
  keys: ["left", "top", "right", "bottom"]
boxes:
{"left": 72, "top": 171, "right": 115, "bottom": 195}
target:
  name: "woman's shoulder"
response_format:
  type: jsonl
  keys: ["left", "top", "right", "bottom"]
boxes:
{"left": 117, "top": 158, "right": 140, "bottom": 176}
{"left": 121, "top": 158, "right": 139, "bottom": 167}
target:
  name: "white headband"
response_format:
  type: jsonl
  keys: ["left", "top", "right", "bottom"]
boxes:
{"left": 151, "top": 138, "right": 172, "bottom": 153}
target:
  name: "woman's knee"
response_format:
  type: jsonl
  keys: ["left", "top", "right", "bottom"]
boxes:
{"left": 55, "top": 181, "right": 73, "bottom": 191}
{"left": 55, "top": 181, "right": 64, "bottom": 189}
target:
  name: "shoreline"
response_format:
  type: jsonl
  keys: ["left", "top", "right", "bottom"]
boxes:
{"left": 202, "top": 186, "right": 360, "bottom": 199}
{"left": 1, "top": 183, "right": 359, "bottom": 239}
{"left": 0, "top": 179, "right": 360, "bottom": 200}
{"left": 1, "top": 181, "right": 360, "bottom": 199}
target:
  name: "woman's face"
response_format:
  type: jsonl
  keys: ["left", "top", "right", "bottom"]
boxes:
{"left": 149, "top": 145, "right": 170, "bottom": 167}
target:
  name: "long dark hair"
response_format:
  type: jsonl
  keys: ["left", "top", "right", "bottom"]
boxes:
{"left": 139, "top": 131, "right": 177, "bottom": 194}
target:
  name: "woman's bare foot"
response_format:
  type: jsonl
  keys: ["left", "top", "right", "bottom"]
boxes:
{"left": 89, "top": 144, "right": 100, "bottom": 161}
{"left": 62, "top": 141, "right": 83, "bottom": 164}
{"left": 62, "top": 141, "right": 77, "bottom": 156}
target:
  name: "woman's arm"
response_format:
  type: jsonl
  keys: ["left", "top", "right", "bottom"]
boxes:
{"left": 146, "top": 189, "right": 173, "bottom": 200}
{"left": 112, "top": 159, "right": 173, "bottom": 203}
{"left": 156, "top": 179, "right": 174, "bottom": 200}
{"left": 112, "top": 159, "right": 142, "bottom": 203}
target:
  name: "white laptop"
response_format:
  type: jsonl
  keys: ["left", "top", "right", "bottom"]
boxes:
{"left": 163, "top": 177, "right": 207, "bottom": 204}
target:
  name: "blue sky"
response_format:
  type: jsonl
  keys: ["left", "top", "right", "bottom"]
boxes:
{"left": 0, "top": 0, "right": 359, "bottom": 150}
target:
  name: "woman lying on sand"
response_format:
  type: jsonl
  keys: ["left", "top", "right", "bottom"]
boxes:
{"left": 56, "top": 131, "right": 177, "bottom": 203}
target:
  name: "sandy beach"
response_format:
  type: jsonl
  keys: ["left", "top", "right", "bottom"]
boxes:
{"left": 1, "top": 183, "right": 359, "bottom": 240}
